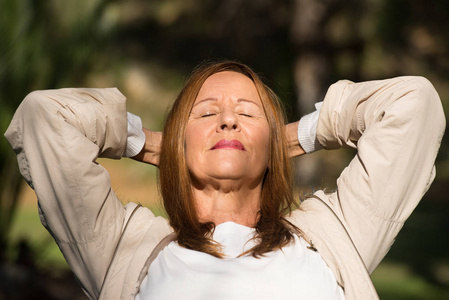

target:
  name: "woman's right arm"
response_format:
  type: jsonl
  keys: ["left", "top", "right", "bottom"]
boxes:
{"left": 5, "top": 88, "right": 132, "bottom": 299}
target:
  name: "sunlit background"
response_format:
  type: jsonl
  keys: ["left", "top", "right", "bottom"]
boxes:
{"left": 1, "top": 0, "right": 448, "bottom": 299}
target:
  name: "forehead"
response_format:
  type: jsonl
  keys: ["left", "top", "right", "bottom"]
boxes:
{"left": 195, "top": 71, "right": 260, "bottom": 103}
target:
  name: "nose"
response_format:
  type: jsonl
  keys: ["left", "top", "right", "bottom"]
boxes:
{"left": 217, "top": 107, "right": 240, "bottom": 132}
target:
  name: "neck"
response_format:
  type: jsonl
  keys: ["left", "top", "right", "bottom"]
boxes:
{"left": 193, "top": 180, "right": 262, "bottom": 227}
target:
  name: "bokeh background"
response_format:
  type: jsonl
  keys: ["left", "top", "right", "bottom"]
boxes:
{"left": 1, "top": 0, "right": 448, "bottom": 299}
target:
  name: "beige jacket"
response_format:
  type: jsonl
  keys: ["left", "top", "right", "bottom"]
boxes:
{"left": 5, "top": 76, "right": 445, "bottom": 300}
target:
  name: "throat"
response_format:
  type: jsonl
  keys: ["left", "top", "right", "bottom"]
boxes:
{"left": 200, "top": 210, "right": 259, "bottom": 227}
{"left": 193, "top": 189, "right": 261, "bottom": 227}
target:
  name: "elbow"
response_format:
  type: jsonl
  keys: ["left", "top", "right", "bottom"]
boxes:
{"left": 408, "top": 76, "right": 438, "bottom": 102}
{"left": 5, "top": 90, "right": 53, "bottom": 143}
{"left": 18, "top": 90, "right": 58, "bottom": 124}
{"left": 408, "top": 76, "right": 446, "bottom": 136}
{"left": 21, "top": 90, "right": 49, "bottom": 111}
{"left": 16, "top": 91, "right": 47, "bottom": 120}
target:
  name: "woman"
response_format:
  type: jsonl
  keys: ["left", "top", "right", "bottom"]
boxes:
{"left": 5, "top": 61, "right": 445, "bottom": 299}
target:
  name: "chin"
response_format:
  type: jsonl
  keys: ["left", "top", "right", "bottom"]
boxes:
{"left": 207, "top": 164, "right": 248, "bottom": 180}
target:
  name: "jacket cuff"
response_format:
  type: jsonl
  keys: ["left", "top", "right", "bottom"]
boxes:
{"left": 124, "top": 112, "right": 145, "bottom": 157}
{"left": 297, "top": 102, "right": 324, "bottom": 153}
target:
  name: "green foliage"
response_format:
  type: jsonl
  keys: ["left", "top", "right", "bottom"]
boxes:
{"left": 1, "top": 0, "right": 448, "bottom": 298}
{"left": 0, "top": 0, "right": 113, "bottom": 260}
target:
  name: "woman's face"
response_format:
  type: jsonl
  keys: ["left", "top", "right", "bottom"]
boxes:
{"left": 185, "top": 71, "right": 270, "bottom": 188}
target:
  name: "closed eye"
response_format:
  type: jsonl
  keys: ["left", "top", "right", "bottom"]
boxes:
{"left": 239, "top": 113, "right": 253, "bottom": 118}
{"left": 201, "top": 113, "right": 217, "bottom": 118}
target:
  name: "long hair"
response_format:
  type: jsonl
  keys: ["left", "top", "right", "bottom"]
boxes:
{"left": 159, "top": 60, "right": 298, "bottom": 258}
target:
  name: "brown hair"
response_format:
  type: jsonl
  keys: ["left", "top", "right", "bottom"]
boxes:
{"left": 159, "top": 60, "right": 299, "bottom": 258}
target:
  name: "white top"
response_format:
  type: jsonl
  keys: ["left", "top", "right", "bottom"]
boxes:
{"left": 136, "top": 221, "right": 345, "bottom": 300}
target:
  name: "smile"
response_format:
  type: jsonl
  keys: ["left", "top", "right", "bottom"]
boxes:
{"left": 211, "top": 139, "right": 245, "bottom": 151}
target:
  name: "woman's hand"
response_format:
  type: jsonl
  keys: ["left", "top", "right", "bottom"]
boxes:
{"left": 285, "top": 121, "right": 306, "bottom": 158}
{"left": 131, "top": 122, "right": 304, "bottom": 166}
{"left": 131, "top": 128, "right": 162, "bottom": 167}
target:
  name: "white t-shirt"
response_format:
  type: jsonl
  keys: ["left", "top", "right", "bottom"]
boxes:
{"left": 137, "top": 221, "right": 345, "bottom": 300}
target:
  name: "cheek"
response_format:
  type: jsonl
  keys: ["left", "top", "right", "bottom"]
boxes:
{"left": 244, "top": 122, "right": 271, "bottom": 170}
{"left": 251, "top": 124, "right": 270, "bottom": 155}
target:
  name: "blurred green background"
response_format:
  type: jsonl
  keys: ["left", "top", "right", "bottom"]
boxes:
{"left": 1, "top": 0, "right": 448, "bottom": 299}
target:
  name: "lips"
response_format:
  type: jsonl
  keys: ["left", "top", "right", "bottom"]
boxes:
{"left": 211, "top": 139, "right": 245, "bottom": 151}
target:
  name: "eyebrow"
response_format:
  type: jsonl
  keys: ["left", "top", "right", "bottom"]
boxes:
{"left": 193, "top": 97, "right": 217, "bottom": 107}
{"left": 192, "top": 97, "right": 261, "bottom": 108}
{"left": 237, "top": 98, "right": 261, "bottom": 108}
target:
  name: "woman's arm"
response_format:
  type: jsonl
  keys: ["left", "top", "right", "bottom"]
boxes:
{"left": 131, "top": 112, "right": 306, "bottom": 163}
{"left": 4, "top": 88, "right": 133, "bottom": 299}
{"left": 285, "top": 121, "right": 306, "bottom": 157}
{"left": 315, "top": 76, "right": 445, "bottom": 272}
{"left": 131, "top": 128, "right": 162, "bottom": 166}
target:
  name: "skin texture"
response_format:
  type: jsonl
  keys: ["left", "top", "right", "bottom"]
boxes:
{"left": 131, "top": 129, "right": 162, "bottom": 166}
{"left": 132, "top": 71, "right": 306, "bottom": 226}
{"left": 132, "top": 121, "right": 304, "bottom": 167}
{"left": 185, "top": 71, "right": 270, "bottom": 226}
{"left": 285, "top": 121, "right": 305, "bottom": 157}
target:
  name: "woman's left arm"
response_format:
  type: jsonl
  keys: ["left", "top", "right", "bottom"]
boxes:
{"left": 286, "top": 121, "right": 306, "bottom": 157}
{"left": 314, "top": 76, "right": 445, "bottom": 272}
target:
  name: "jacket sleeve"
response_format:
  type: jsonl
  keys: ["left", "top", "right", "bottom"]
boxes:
{"left": 315, "top": 76, "right": 445, "bottom": 273}
{"left": 4, "top": 88, "right": 134, "bottom": 299}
